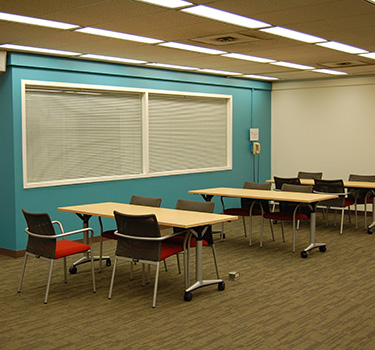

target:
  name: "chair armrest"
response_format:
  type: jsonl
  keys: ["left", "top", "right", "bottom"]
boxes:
{"left": 52, "top": 220, "right": 64, "bottom": 234}
{"left": 114, "top": 230, "right": 186, "bottom": 241}
{"left": 25, "top": 227, "right": 94, "bottom": 243}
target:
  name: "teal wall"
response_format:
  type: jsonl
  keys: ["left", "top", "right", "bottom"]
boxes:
{"left": 0, "top": 53, "right": 271, "bottom": 252}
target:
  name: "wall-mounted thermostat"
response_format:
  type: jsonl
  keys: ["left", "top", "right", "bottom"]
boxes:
{"left": 250, "top": 128, "right": 259, "bottom": 141}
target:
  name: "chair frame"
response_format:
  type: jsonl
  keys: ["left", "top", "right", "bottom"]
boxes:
{"left": 18, "top": 221, "right": 96, "bottom": 304}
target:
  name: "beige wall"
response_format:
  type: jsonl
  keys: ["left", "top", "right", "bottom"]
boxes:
{"left": 271, "top": 76, "right": 375, "bottom": 180}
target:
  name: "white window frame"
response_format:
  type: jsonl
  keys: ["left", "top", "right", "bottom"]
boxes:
{"left": 22, "top": 80, "right": 232, "bottom": 189}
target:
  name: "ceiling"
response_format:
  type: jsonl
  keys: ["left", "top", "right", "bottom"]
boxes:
{"left": 1, "top": 0, "right": 375, "bottom": 81}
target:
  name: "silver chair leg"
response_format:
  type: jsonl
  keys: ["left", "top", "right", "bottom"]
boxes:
{"left": 280, "top": 222, "right": 285, "bottom": 242}
{"left": 242, "top": 217, "right": 247, "bottom": 237}
{"left": 90, "top": 250, "right": 96, "bottom": 293}
{"left": 220, "top": 222, "right": 225, "bottom": 241}
{"left": 99, "top": 235, "right": 104, "bottom": 272}
{"left": 130, "top": 262, "right": 134, "bottom": 280}
{"left": 63, "top": 257, "right": 67, "bottom": 283}
{"left": 44, "top": 260, "right": 54, "bottom": 304}
{"left": 108, "top": 257, "right": 118, "bottom": 299}
{"left": 152, "top": 263, "right": 160, "bottom": 308}
{"left": 340, "top": 208, "right": 345, "bottom": 234}
{"left": 176, "top": 254, "right": 181, "bottom": 274}
{"left": 163, "top": 260, "right": 168, "bottom": 271}
{"left": 18, "top": 254, "right": 28, "bottom": 293}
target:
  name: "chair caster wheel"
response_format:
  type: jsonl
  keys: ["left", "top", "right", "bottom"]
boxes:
{"left": 218, "top": 281, "right": 225, "bottom": 291}
{"left": 319, "top": 245, "right": 327, "bottom": 252}
{"left": 301, "top": 251, "right": 308, "bottom": 258}
{"left": 184, "top": 292, "right": 192, "bottom": 301}
{"left": 106, "top": 258, "right": 112, "bottom": 266}
{"left": 368, "top": 228, "right": 373, "bottom": 234}
{"left": 69, "top": 265, "right": 77, "bottom": 274}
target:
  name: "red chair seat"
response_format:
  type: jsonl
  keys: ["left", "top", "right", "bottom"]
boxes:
{"left": 223, "top": 207, "right": 262, "bottom": 216}
{"left": 264, "top": 212, "right": 309, "bottom": 221}
{"left": 344, "top": 198, "right": 355, "bottom": 207}
{"left": 354, "top": 198, "right": 373, "bottom": 204}
{"left": 160, "top": 243, "right": 185, "bottom": 261}
{"left": 55, "top": 240, "right": 90, "bottom": 259}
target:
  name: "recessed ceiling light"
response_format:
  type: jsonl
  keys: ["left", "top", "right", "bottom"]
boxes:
{"left": 242, "top": 74, "right": 279, "bottom": 81}
{"left": 316, "top": 41, "right": 368, "bottom": 54}
{"left": 222, "top": 53, "right": 275, "bottom": 63}
{"left": 0, "top": 44, "right": 80, "bottom": 56}
{"left": 359, "top": 52, "right": 375, "bottom": 60}
{"left": 197, "top": 68, "right": 241, "bottom": 76}
{"left": 135, "top": 0, "right": 193, "bottom": 8}
{"left": 260, "top": 26, "right": 326, "bottom": 43}
{"left": 181, "top": 5, "right": 270, "bottom": 29}
{"left": 0, "top": 11, "right": 79, "bottom": 30}
{"left": 80, "top": 54, "right": 147, "bottom": 64}
{"left": 271, "top": 61, "right": 315, "bottom": 70}
{"left": 76, "top": 27, "right": 163, "bottom": 44}
{"left": 146, "top": 62, "right": 198, "bottom": 70}
{"left": 159, "top": 42, "right": 226, "bottom": 55}
{"left": 313, "top": 69, "right": 347, "bottom": 75}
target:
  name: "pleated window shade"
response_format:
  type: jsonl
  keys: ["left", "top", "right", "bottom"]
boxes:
{"left": 148, "top": 94, "right": 228, "bottom": 174}
{"left": 23, "top": 83, "right": 231, "bottom": 188}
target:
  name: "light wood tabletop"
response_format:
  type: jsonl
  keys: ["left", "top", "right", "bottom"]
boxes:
{"left": 58, "top": 202, "right": 238, "bottom": 229}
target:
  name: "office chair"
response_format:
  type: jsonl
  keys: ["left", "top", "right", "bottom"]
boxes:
{"left": 314, "top": 179, "right": 355, "bottom": 234}
{"left": 108, "top": 211, "right": 184, "bottom": 308}
{"left": 348, "top": 174, "right": 375, "bottom": 229}
{"left": 263, "top": 184, "right": 313, "bottom": 252}
{"left": 99, "top": 195, "right": 162, "bottom": 272}
{"left": 220, "top": 181, "right": 272, "bottom": 241}
{"left": 19, "top": 209, "right": 96, "bottom": 304}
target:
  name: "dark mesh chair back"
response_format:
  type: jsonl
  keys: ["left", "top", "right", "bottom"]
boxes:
{"left": 314, "top": 179, "right": 345, "bottom": 207}
{"left": 297, "top": 171, "right": 323, "bottom": 180}
{"left": 129, "top": 195, "right": 162, "bottom": 207}
{"left": 348, "top": 174, "right": 375, "bottom": 199}
{"left": 280, "top": 184, "right": 313, "bottom": 214}
{"left": 22, "top": 209, "right": 56, "bottom": 259}
{"left": 114, "top": 211, "right": 161, "bottom": 261}
{"left": 241, "top": 181, "right": 271, "bottom": 213}
{"left": 274, "top": 176, "right": 301, "bottom": 190}
{"left": 174, "top": 199, "right": 215, "bottom": 244}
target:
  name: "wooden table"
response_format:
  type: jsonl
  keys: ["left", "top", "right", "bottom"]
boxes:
{"left": 58, "top": 202, "right": 238, "bottom": 301}
{"left": 189, "top": 187, "right": 338, "bottom": 258}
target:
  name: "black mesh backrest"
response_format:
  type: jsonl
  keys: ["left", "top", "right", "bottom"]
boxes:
{"left": 348, "top": 174, "right": 375, "bottom": 199}
{"left": 174, "top": 199, "right": 215, "bottom": 244}
{"left": 274, "top": 176, "right": 301, "bottom": 190}
{"left": 314, "top": 179, "right": 345, "bottom": 207}
{"left": 129, "top": 195, "right": 162, "bottom": 207}
{"left": 279, "top": 184, "right": 313, "bottom": 213}
{"left": 114, "top": 211, "right": 161, "bottom": 261}
{"left": 297, "top": 171, "right": 323, "bottom": 180}
{"left": 22, "top": 209, "right": 56, "bottom": 259}
{"left": 241, "top": 181, "right": 271, "bottom": 213}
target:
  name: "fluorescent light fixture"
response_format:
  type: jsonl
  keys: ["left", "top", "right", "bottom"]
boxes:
{"left": 0, "top": 11, "right": 78, "bottom": 30}
{"left": 181, "top": 5, "right": 270, "bottom": 29}
{"left": 260, "top": 26, "right": 326, "bottom": 43}
{"left": 76, "top": 27, "right": 163, "bottom": 44}
{"left": 159, "top": 42, "right": 226, "bottom": 55}
{"left": 271, "top": 61, "right": 315, "bottom": 70}
{"left": 80, "top": 54, "right": 146, "bottom": 64}
{"left": 242, "top": 74, "right": 279, "bottom": 81}
{"left": 222, "top": 53, "right": 275, "bottom": 63}
{"left": 146, "top": 62, "right": 198, "bottom": 70}
{"left": 135, "top": 0, "right": 193, "bottom": 8}
{"left": 313, "top": 69, "right": 347, "bottom": 75}
{"left": 0, "top": 44, "right": 80, "bottom": 56}
{"left": 359, "top": 52, "right": 375, "bottom": 60}
{"left": 316, "top": 41, "right": 368, "bottom": 54}
{"left": 197, "top": 68, "right": 241, "bottom": 76}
